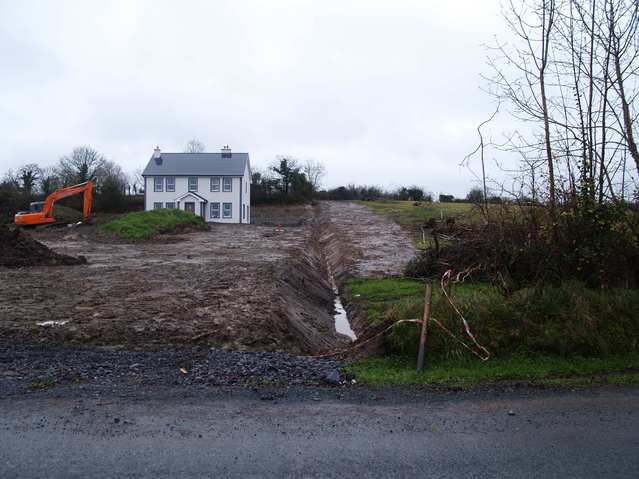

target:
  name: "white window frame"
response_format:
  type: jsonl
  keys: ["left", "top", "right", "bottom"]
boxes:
{"left": 165, "top": 202, "right": 176, "bottom": 209}
{"left": 210, "top": 177, "right": 220, "bottom": 192}
{"left": 165, "top": 177, "right": 175, "bottom": 192}
{"left": 223, "top": 177, "right": 232, "bottom": 192}
{"left": 188, "top": 177, "right": 198, "bottom": 192}
{"left": 222, "top": 202, "right": 232, "bottom": 218}
{"left": 153, "top": 202, "right": 163, "bottom": 210}
{"left": 210, "top": 202, "right": 220, "bottom": 219}
{"left": 153, "top": 177, "right": 163, "bottom": 192}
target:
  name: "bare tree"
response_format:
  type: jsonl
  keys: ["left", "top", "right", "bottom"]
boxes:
{"left": 302, "top": 159, "right": 326, "bottom": 191}
{"left": 487, "top": 0, "right": 559, "bottom": 220}
{"left": 463, "top": 104, "right": 500, "bottom": 215}
{"left": 604, "top": 0, "right": 639, "bottom": 176}
{"left": 58, "top": 146, "right": 106, "bottom": 186}
{"left": 130, "top": 167, "right": 144, "bottom": 194}
{"left": 17, "top": 163, "right": 41, "bottom": 197}
{"left": 483, "top": 0, "right": 637, "bottom": 209}
{"left": 39, "top": 166, "right": 62, "bottom": 196}
{"left": 184, "top": 138, "right": 206, "bottom": 153}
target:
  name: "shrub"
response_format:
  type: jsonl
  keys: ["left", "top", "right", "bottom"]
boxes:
{"left": 405, "top": 202, "right": 639, "bottom": 289}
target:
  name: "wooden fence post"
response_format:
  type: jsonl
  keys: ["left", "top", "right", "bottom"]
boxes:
{"left": 416, "top": 282, "right": 433, "bottom": 372}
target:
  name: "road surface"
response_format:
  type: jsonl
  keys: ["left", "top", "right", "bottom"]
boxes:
{"left": 1, "top": 385, "right": 638, "bottom": 478}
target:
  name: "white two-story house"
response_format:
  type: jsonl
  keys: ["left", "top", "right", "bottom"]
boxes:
{"left": 141, "top": 146, "right": 251, "bottom": 224}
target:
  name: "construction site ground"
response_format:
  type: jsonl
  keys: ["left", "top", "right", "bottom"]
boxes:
{"left": 0, "top": 202, "right": 414, "bottom": 391}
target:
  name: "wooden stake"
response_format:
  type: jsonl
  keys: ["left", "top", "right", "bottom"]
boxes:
{"left": 416, "top": 282, "right": 433, "bottom": 372}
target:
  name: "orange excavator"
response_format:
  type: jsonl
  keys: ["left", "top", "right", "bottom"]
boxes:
{"left": 14, "top": 181, "right": 94, "bottom": 226}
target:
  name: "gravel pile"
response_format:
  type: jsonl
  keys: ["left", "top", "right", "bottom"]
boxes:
{"left": 0, "top": 344, "right": 343, "bottom": 395}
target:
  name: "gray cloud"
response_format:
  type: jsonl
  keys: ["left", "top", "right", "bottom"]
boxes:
{"left": 1, "top": 0, "right": 506, "bottom": 196}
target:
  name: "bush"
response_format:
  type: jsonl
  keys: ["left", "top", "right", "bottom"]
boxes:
{"left": 405, "top": 202, "right": 639, "bottom": 289}
{"left": 466, "top": 187, "right": 484, "bottom": 203}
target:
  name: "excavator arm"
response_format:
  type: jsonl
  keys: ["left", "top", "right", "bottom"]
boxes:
{"left": 15, "top": 181, "right": 94, "bottom": 226}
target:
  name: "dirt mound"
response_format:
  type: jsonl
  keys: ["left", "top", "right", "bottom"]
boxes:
{"left": 52, "top": 204, "right": 83, "bottom": 223}
{"left": 0, "top": 226, "right": 86, "bottom": 268}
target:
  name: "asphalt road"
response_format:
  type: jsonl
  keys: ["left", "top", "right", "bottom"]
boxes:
{"left": 1, "top": 386, "right": 638, "bottom": 478}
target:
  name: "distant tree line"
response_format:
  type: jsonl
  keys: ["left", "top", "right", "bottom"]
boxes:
{"left": 1, "top": 145, "right": 142, "bottom": 223}
{"left": 251, "top": 157, "right": 325, "bottom": 204}
{"left": 314, "top": 185, "right": 433, "bottom": 202}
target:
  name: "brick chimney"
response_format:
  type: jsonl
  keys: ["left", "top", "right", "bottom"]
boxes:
{"left": 221, "top": 145, "right": 231, "bottom": 158}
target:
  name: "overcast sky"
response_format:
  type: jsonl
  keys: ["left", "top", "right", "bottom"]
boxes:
{"left": 1, "top": 0, "right": 507, "bottom": 196}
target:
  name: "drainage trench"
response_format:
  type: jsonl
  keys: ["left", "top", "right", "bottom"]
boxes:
{"left": 328, "top": 267, "right": 357, "bottom": 341}
{"left": 312, "top": 211, "right": 359, "bottom": 343}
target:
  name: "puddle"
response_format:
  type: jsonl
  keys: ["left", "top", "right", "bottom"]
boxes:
{"left": 328, "top": 269, "right": 356, "bottom": 341}
{"left": 334, "top": 293, "right": 356, "bottom": 341}
{"left": 36, "top": 321, "right": 69, "bottom": 327}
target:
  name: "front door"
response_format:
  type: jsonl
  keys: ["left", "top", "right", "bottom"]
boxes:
{"left": 184, "top": 202, "right": 195, "bottom": 214}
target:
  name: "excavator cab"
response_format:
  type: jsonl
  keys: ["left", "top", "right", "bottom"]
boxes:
{"left": 15, "top": 181, "right": 93, "bottom": 226}
{"left": 29, "top": 202, "right": 45, "bottom": 213}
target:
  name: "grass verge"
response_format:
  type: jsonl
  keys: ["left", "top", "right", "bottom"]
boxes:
{"left": 345, "top": 277, "right": 639, "bottom": 386}
{"left": 345, "top": 354, "right": 639, "bottom": 387}
{"left": 346, "top": 278, "right": 639, "bottom": 358}
{"left": 99, "top": 209, "right": 207, "bottom": 240}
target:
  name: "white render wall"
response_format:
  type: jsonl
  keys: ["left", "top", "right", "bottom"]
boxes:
{"left": 144, "top": 172, "right": 251, "bottom": 224}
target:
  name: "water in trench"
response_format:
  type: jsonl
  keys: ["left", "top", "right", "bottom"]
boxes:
{"left": 334, "top": 293, "right": 356, "bottom": 341}
{"left": 328, "top": 271, "right": 357, "bottom": 341}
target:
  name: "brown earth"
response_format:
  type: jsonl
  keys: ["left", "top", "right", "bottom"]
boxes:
{"left": 0, "top": 226, "right": 86, "bottom": 268}
{"left": 0, "top": 202, "right": 415, "bottom": 354}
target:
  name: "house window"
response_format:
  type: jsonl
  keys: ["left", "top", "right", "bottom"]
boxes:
{"left": 154, "top": 177, "right": 163, "bottom": 192}
{"left": 223, "top": 177, "right": 232, "bottom": 192}
{"left": 188, "top": 177, "right": 198, "bottom": 192}
{"left": 223, "top": 202, "right": 232, "bottom": 218}
{"left": 153, "top": 202, "right": 163, "bottom": 209}
{"left": 165, "top": 177, "right": 175, "bottom": 192}
{"left": 243, "top": 204, "right": 246, "bottom": 219}
{"left": 210, "top": 177, "right": 220, "bottom": 192}
{"left": 210, "top": 202, "right": 220, "bottom": 219}
{"left": 165, "top": 202, "right": 176, "bottom": 209}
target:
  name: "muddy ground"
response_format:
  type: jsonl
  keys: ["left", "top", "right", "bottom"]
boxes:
{"left": 0, "top": 202, "right": 414, "bottom": 357}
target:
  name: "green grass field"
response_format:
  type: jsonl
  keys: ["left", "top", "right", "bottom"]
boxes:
{"left": 99, "top": 209, "right": 207, "bottom": 240}
{"left": 355, "top": 200, "right": 479, "bottom": 230}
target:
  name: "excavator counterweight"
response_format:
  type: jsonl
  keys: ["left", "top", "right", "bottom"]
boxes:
{"left": 14, "top": 181, "right": 94, "bottom": 226}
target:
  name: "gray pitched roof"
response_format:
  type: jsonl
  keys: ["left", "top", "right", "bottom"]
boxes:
{"left": 141, "top": 152, "right": 249, "bottom": 176}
